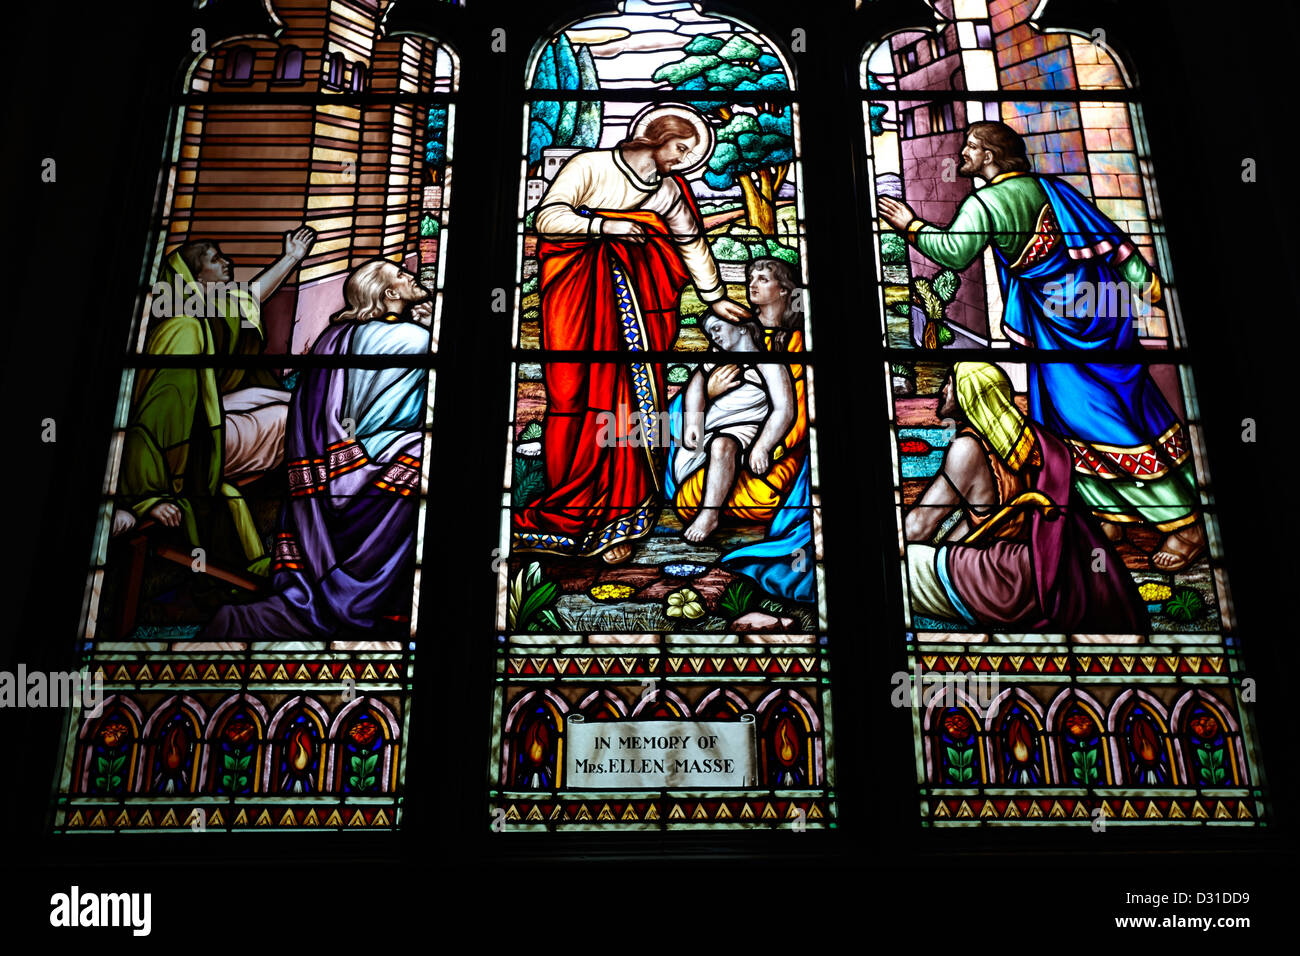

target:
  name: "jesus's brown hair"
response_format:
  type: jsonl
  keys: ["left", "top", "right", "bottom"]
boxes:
{"left": 620, "top": 114, "right": 697, "bottom": 150}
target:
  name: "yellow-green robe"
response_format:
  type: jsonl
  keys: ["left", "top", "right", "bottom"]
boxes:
{"left": 118, "top": 251, "right": 272, "bottom": 561}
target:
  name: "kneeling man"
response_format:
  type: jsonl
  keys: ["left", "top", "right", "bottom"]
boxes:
{"left": 905, "top": 362, "right": 1144, "bottom": 631}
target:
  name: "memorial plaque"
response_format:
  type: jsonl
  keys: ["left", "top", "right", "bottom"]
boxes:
{"left": 565, "top": 716, "right": 757, "bottom": 790}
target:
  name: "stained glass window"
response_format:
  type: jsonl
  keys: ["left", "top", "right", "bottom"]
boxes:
{"left": 864, "top": 0, "right": 1267, "bottom": 826}
{"left": 488, "top": 0, "right": 836, "bottom": 831}
{"left": 53, "top": 0, "right": 457, "bottom": 833}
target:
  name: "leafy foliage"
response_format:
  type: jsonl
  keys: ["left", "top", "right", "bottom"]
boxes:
{"left": 529, "top": 35, "right": 602, "bottom": 165}
{"left": 880, "top": 231, "right": 906, "bottom": 264}
{"left": 94, "top": 754, "right": 125, "bottom": 792}
{"left": 1070, "top": 747, "right": 1100, "bottom": 784}
{"left": 425, "top": 104, "right": 448, "bottom": 167}
{"left": 704, "top": 109, "right": 795, "bottom": 192}
{"left": 512, "top": 455, "right": 544, "bottom": 507}
{"left": 508, "top": 562, "right": 563, "bottom": 632}
{"left": 220, "top": 751, "right": 252, "bottom": 791}
{"left": 718, "top": 580, "right": 755, "bottom": 618}
{"left": 866, "top": 75, "right": 888, "bottom": 135}
{"left": 348, "top": 752, "right": 379, "bottom": 791}
{"left": 945, "top": 745, "right": 974, "bottom": 783}
{"left": 1165, "top": 587, "right": 1206, "bottom": 622}
{"left": 1196, "top": 746, "right": 1227, "bottom": 785}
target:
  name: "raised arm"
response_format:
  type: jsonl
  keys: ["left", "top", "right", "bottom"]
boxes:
{"left": 250, "top": 225, "right": 316, "bottom": 303}
{"left": 878, "top": 193, "right": 992, "bottom": 271}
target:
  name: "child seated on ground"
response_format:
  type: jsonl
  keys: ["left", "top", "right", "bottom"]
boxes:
{"left": 674, "top": 314, "right": 795, "bottom": 543}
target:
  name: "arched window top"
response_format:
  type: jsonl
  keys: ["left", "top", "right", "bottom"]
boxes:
{"left": 350, "top": 60, "right": 366, "bottom": 92}
{"left": 224, "top": 45, "right": 255, "bottom": 83}
{"left": 273, "top": 45, "right": 304, "bottom": 82}
{"left": 525, "top": 1, "right": 794, "bottom": 92}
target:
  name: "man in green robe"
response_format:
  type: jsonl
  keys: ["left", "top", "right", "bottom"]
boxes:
{"left": 879, "top": 122, "right": 1203, "bottom": 572}
{"left": 114, "top": 226, "right": 316, "bottom": 573}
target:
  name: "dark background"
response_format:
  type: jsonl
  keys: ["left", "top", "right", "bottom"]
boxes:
{"left": 1, "top": 0, "right": 1294, "bottom": 935}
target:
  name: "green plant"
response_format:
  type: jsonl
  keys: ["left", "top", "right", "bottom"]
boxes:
{"left": 1070, "top": 747, "right": 1100, "bottom": 784}
{"left": 719, "top": 580, "right": 755, "bottom": 618}
{"left": 220, "top": 751, "right": 251, "bottom": 791}
{"left": 512, "top": 456, "right": 545, "bottom": 508}
{"left": 945, "top": 745, "right": 974, "bottom": 783}
{"left": 94, "top": 753, "right": 125, "bottom": 792}
{"left": 1165, "top": 587, "right": 1206, "bottom": 622}
{"left": 1196, "top": 746, "right": 1227, "bottom": 784}
{"left": 519, "top": 421, "right": 542, "bottom": 441}
{"left": 913, "top": 268, "right": 962, "bottom": 349}
{"left": 348, "top": 752, "right": 379, "bottom": 791}
{"left": 880, "top": 231, "right": 906, "bottom": 264}
{"left": 507, "top": 562, "right": 563, "bottom": 632}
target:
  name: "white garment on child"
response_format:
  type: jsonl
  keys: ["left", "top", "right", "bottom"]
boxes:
{"left": 673, "top": 363, "right": 769, "bottom": 485}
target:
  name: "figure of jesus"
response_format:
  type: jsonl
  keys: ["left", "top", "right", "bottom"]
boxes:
{"left": 512, "top": 107, "right": 750, "bottom": 564}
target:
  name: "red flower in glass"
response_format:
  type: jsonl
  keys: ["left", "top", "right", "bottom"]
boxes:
{"left": 349, "top": 721, "right": 378, "bottom": 746}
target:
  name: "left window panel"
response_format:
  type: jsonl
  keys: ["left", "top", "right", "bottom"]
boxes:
{"left": 53, "top": 2, "right": 457, "bottom": 833}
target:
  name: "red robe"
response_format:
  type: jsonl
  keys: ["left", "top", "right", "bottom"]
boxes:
{"left": 513, "top": 196, "right": 697, "bottom": 557}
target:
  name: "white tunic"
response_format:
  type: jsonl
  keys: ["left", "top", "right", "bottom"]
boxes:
{"left": 534, "top": 149, "right": 725, "bottom": 304}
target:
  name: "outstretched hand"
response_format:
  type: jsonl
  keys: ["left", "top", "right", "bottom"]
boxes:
{"left": 877, "top": 196, "right": 915, "bottom": 232}
{"left": 284, "top": 225, "right": 317, "bottom": 260}
{"left": 710, "top": 298, "right": 750, "bottom": 322}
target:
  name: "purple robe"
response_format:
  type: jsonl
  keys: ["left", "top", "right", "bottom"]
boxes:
{"left": 943, "top": 423, "right": 1145, "bottom": 631}
{"left": 202, "top": 317, "right": 427, "bottom": 640}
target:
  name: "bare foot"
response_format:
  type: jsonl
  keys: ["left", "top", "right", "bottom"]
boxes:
{"left": 1099, "top": 520, "right": 1124, "bottom": 543}
{"left": 1150, "top": 523, "right": 1206, "bottom": 572}
{"left": 602, "top": 543, "right": 633, "bottom": 564}
{"left": 683, "top": 509, "right": 719, "bottom": 543}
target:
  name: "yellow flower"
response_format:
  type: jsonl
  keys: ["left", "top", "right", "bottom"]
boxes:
{"left": 666, "top": 588, "right": 704, "bottom": 620}
{"left": 589, "top": 583, "right": 635, "bottom": 601}
{"left": 1138, "top": 582, "right": 1172, "bottom": 602}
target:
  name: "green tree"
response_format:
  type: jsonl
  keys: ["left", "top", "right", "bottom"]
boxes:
{"left": 866, "top": 75, "right": 888, "bottom": 136}
{"left": 528, "top": 35, "right": 603, "bottom": 169}
{"left": 652, "top": 34, "right": 793, "bottom": 234}
{"left": 425, "top": 104, "right": 448, "bottom": 184}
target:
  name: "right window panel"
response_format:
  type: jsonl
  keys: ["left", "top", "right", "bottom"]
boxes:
{"left": 864, "top": 0, "right": 1267, "bottom": 826}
